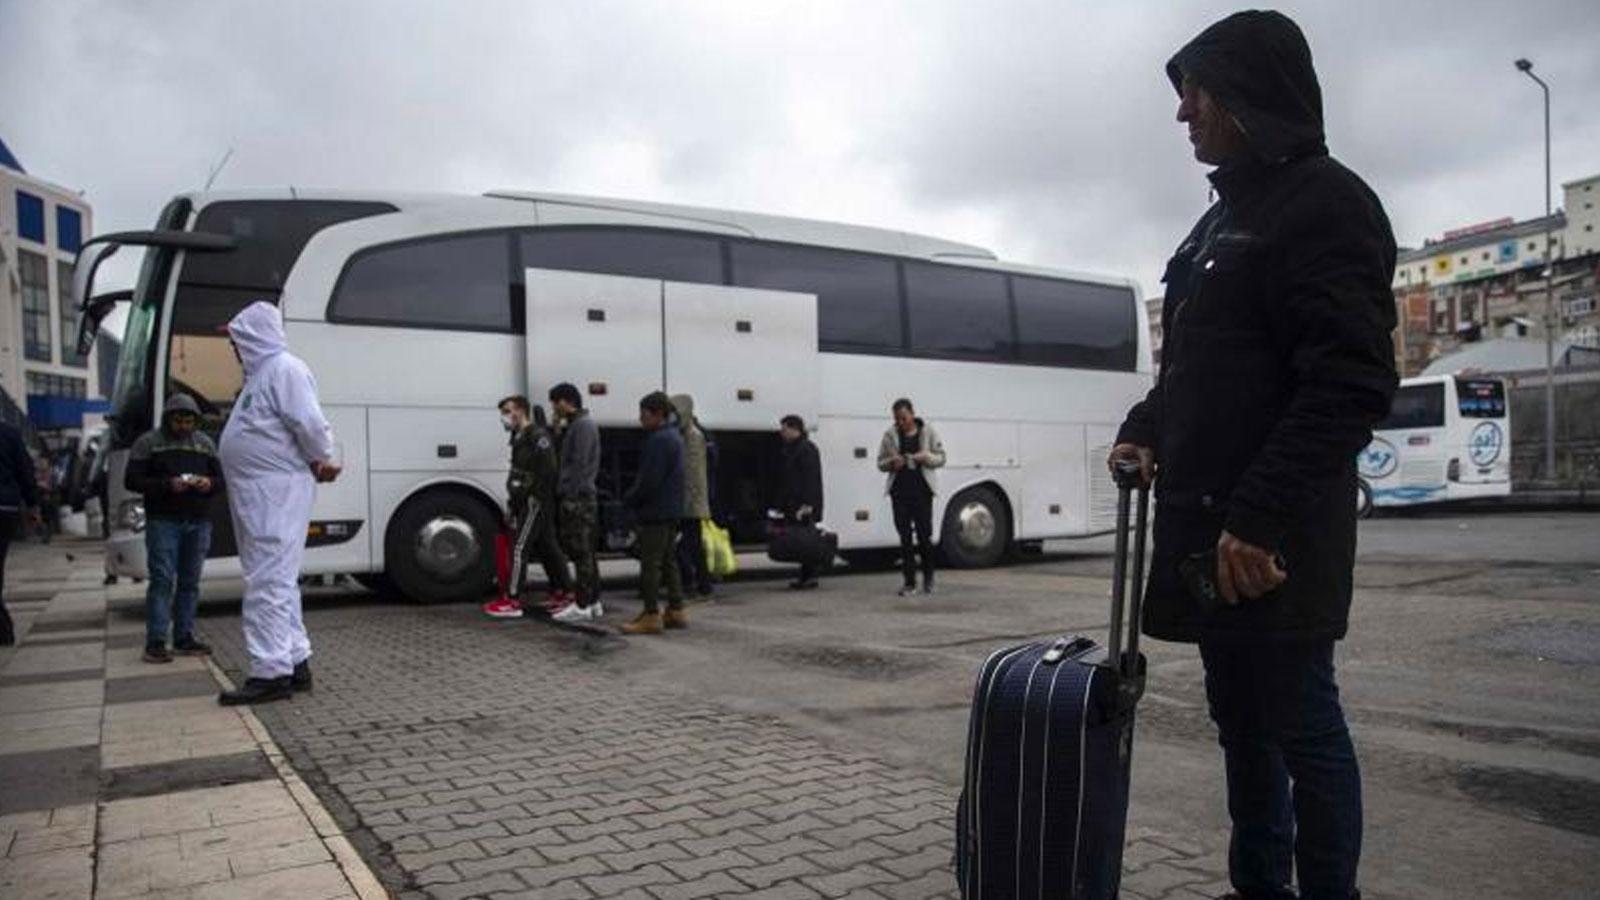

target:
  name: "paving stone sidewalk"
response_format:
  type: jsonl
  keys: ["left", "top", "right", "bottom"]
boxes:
{"left": 198, "top": 587, "right": 1228, "bottom": 899}
{"left": 0, "top": 540, "right": 385, "bottom": 900}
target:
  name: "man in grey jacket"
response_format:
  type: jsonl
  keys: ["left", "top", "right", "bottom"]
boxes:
{"left": 877, "top": 398, "right": 945, "bottom": 595}
{"left": 548, "top": 383, "right": 603, "bottom": 624}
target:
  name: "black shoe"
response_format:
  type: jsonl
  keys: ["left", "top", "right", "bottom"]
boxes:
{"left": 218, "top": 677, "right": 293, "bottom": 706}
{"left": 173, "top": 637, "right": 212, "bottom": 656}
{"left": 103, "top": 574, "right": 118, "bottom": 586}
{"left": 788, "top": 578, "right": 820, "bottom": 590}
{"left": 291, "top": 661, "right": 313, "bottom": 693}
{"left": 142, "top": 645, "right": 173, "bottom": 664}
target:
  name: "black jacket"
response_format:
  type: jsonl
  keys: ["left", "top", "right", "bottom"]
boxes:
{"left": 0, "top": 423, "right": 37, "bottom": 512}
{"left": 780, "top": 437, "right": 824, "bottom": 522}
{"left": 625, "top": 425, "right": 685, "bottom": 524}
{"left": 125, "top": 427, "right": 225, "bottom": 521}
{"left": 507, "top": 424, "right": 560, "bottom": 510}
{"left": 1118, "top": 11, "right": 1398, "bottom": 643}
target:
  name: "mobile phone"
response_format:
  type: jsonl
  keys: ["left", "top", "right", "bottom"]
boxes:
{"left": 1179, "top": 549, "right": 1226, "bottom": 614}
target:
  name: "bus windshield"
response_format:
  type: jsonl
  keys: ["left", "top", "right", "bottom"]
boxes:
{"left": 108, "top": 199, "right": 191, "bottom": 447}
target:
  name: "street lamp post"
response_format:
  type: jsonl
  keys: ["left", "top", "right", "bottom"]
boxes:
{"left": 1515, "top": 57, "right": 1557, "bottom": 481}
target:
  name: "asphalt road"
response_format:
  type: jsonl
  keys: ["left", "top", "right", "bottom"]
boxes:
{"left": 192, "top": 509, "right": 1600, "bottom": 899}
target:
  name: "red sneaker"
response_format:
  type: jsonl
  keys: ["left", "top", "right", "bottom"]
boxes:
{"left": 482, "top": 598, "right": 524, "bottom": 619}
{"left": 541, "top": 591, "right": 573, "bottom": 613}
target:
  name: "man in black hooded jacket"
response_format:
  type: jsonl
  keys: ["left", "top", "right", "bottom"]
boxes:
{"left": 1109, "top": 12, "right": 1396, "bottom": 900}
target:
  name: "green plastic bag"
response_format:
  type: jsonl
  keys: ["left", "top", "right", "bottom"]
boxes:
{"left": 702, "top": 519, "right": 737, "bottom": 578}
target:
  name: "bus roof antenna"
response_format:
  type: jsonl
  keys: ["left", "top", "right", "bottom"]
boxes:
{"left": 203, "top": 147, "right": 234, "bottom": 190}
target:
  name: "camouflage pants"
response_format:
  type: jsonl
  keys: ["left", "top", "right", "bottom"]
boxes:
{"left": 559, "top": 496, "right": 600, "bottom": 604}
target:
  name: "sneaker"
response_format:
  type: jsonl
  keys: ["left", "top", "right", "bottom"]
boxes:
{"left": 142, "top": 645, "right": 173, "bottom": 664}
{"left": 482, "top": 598, "right": 524, "bottom": 619}
{"left": 620, "top": 611, "right": 664, "bottom": 635}
{"left": 552, "top": 602, "right": 597, "bottom": 625}
{"left": 788, "top": 578, "right": 820, "bottom": 591}
{"left": 897, "top": 583, "right": 918, "bottom": 597}
{"left": 663, "top": 606, "right": 689, "bottom": 630}
{"left": 540, "top": 591, "right": 573, "bottom": 613}
{"left": 173, "top": 637, "right": 212, "bottom": 656}
{"left": 922, "top": 578, "right": 936, "bottom": 596}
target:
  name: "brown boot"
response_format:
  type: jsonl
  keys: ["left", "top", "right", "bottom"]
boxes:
{"left": 663, "top": 606, "right": 689, "bottom": 630}
{"left": 620, "top": 611, "right": 664, "bottom": 635}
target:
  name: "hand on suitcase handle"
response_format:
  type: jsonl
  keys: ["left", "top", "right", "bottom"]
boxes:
{"left": 1108, "top": 444, "right": 1155, "bottom": 489}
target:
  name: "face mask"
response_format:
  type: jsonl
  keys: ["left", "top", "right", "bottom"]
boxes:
{"left": 500, "top": 414, "right": 516, "bottom": 432}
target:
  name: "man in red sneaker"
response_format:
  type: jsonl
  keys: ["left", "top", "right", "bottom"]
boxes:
{"left": 483, "top": 397, "right": 572, "bottom": 618}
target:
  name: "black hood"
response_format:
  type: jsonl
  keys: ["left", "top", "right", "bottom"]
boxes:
{"left": 1167, "top": 10, "right": 1325, "bottom": 164}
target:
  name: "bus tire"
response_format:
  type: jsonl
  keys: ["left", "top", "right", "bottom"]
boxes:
{"left": 385, "top": 489, "right": 499, "bottom": 604}
{"left": 1357, "top": 478, "right": 1375, "bottom": 520}
{"left": 940, "top": 485, "right": 1011, "bottom": 569}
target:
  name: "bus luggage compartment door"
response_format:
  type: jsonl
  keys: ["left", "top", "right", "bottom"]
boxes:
{"left": 662, "top": 282, "right": 819, "bottom": 430}
{"left": 526, "top": 268, "right": 665, "bottom": 427}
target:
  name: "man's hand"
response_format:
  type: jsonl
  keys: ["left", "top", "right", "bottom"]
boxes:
{"left": 312, "top": 461, "right": 342, "bottom": 483}
{"left": 911, "top": 451, "right": 932, "bottom": 465}
{"left": 1216, "top": 530, "right": 1287, "bottom": 604}
{"left": 26, "top": 509, "right": 43, "bottom": 531}
{"left": 1107, "top": 443, "right": 1156, "bottom": 488}
{"left": 887, "top": 456, "right": 906, "bottom": 471}
{"left": 192, "top": 477, "right": 213, "bottom": 494}
{"left": 168, "top": 477, "right": 190, "bottom": 494}
{"left": 796, "top": 504, "right": 814, "bottom": 522}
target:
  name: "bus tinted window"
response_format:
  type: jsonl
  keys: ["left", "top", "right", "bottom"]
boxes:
{"left": 904, "top": 262, "right": 1011, "bottom": 360}
{"left": 332, "top": 232, "right": 515, "bottom": 331}
{"left": 1011, "top": 275, "right": 1137, "bottom": 370}
{"left": 182, "top": 200, "right": 395, "bottom": 291}
{"left": 1376, "top": 382, "right": 1445, "bottom": 430}
{"left": 520, "top": 229, "right": 723, "bottom": 285}
{"left": 1456, "top": 379, "right": 1506, "bottom": 417}
{"left": 729, "top": 242, "right": 902, "bottom": 354}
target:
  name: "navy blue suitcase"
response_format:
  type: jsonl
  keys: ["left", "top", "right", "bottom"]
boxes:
{"left": 956, "top": 465, "right": 1150, "bottom": 899}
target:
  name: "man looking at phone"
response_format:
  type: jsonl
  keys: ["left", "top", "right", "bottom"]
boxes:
{"left": 1109, "top": 12, "right": 1396, "bottom": 900}
{"left": 126, "top": 394, "right": 224, "bottom": 663}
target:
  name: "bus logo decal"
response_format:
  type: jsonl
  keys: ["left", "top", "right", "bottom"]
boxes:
{"left": 1469, "top": 422, "right": 1504, "bottom": 467}
{"left": 1359, "top": 437, "right": 1398, "bottom": 479}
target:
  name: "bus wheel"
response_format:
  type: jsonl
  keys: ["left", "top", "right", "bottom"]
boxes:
{"left": 940, "top": 486, "right": 1011, "bottom": 569}
{"left": 385, "top": 490, "right": 498, "bottom": 603}
{"left": 1357, "top": 478, "right": 1375, "bottom": 520}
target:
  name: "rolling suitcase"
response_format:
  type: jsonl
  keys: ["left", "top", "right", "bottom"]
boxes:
{"left": 765, "top": 520, "right": 838, "bottom": 566}
{"left": 955, "top": 463, "right": 1150, "bottom": 899}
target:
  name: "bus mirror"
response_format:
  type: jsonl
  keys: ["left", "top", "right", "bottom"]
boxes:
{"left": 76, "top": 289, "right": 134, "bottom": 356}
{"left": 71, "top": 228, "right": 237, "bottom": 356}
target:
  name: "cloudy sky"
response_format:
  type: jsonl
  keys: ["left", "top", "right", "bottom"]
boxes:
{"left": 3, "top": 0, "right": 1598, "bottom": 306}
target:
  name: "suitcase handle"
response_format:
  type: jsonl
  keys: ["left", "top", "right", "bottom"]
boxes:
{"left": 1109, "top": 462, "right": 1150, "bottom": 682}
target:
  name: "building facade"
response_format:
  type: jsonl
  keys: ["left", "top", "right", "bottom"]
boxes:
{"left": 0, "top": 136, "right": 101, "bottom": 433}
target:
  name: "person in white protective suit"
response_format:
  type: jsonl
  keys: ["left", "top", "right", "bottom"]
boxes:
{"left": 217, "top": 301, "right": 342, "bottom": 706}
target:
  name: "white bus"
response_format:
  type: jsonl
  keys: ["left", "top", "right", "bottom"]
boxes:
{"left": 1357, "top": 374, "right": 1512, "bottom": 511}
{"left": 73, "top": 190, "right": 1151, "bottom": 602}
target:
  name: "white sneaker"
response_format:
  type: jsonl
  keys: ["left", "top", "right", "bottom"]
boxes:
{"left": 897, "top": 584, "right": 918, "bottom": 597}
{"left": 552, "top": 602, "right": 597, "bottom": 624}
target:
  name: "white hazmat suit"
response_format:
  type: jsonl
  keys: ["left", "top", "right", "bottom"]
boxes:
{"left": 220, "top": 302, "right": 337, "bottom": 680}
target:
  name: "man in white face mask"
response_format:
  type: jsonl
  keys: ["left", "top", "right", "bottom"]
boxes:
{"left": 218, "top": 301, "right": 341, "bottom": 705}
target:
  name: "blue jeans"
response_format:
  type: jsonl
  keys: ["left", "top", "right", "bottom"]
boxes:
{"left": 1199, "top": 639, "right": 1362, "bottom": 900}
{"left": 145, "top": 517, "right": 211, "bottom": 647}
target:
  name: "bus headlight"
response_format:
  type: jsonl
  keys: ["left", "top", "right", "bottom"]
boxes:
{"left": 118, "top": 500, "right": 147, "bottom": 533}
{"left": 1447, "top": 458, "right": 1461, "bottom": 482}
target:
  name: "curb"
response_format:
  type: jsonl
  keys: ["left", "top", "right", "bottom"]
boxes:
{"left": 202, "top": 656, "right": 389, "bottom": 900}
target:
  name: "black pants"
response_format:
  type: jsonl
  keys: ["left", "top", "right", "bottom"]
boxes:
{"left": 508, "top": 496, "right": 570, "bottom": 599}
{"left": 0, "top": 511, "right": 17, "bottom": 644}
{"left": 676, "top": 518, "right": 711, "bottom": 594}
{"left": 891, "top": 487, "right": 935, "bottom": 586}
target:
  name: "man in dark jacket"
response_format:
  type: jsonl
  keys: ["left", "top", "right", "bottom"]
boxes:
{"left": 126, "top": 394, "right": 225, "bottom": 662}
{"left": 778, "top": 414, "right": 824, "bottom": 590}
{"left": 0, "top": 421, "right": 42, "bottom": 646}
{"left": 1110, "top": 12, "right": 1396, "bottom": 900}
{"left": 483, "top": 396, "right": 572, "bottom": 619}
{"left": 549, "top": 382, "right": 603, "bottom": 624}
{"left": 621, "top": 392, "right": 686, "bottom": 635}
